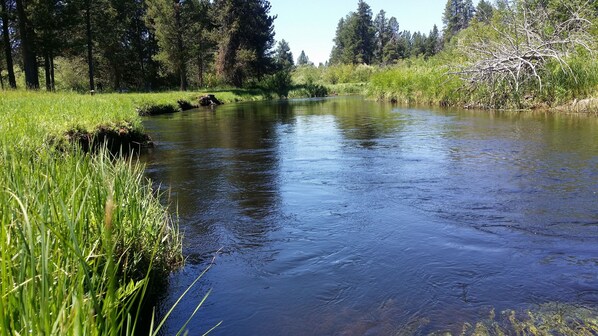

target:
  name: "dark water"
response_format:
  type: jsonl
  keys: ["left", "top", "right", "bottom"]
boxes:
{"left": 142, "top": 96, "right": 598, "bottom": 335}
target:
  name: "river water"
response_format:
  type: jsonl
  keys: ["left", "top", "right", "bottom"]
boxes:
{"left": 142, "top": 96, "right": 598, "bottom": 335}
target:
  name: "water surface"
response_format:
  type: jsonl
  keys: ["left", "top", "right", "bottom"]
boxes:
{"left": 143, "top": 96, "right": 598, "bottom": 335}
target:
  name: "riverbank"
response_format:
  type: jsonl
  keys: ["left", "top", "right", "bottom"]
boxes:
{"left": 366, "top": 56, "right": 598, "bottom": 113}
{"left": 0, "top": 90, "right": 254, "bottom": 334}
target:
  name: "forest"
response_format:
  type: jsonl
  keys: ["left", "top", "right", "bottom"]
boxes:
{"left": 1, "top": 0, "right": 597, "bottom": 110}
{"left": 0, "top": 0, "right": 279, "bottom": 91}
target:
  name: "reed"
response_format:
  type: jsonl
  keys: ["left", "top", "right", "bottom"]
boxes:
{"left": 0, "top": 145, "right": 182, "bottom": 335}
{"left": 367, "top": 59, "right": 463, "bottom": 106}
{"left": 0, "top": 91, "right": 192, "bottom": 334}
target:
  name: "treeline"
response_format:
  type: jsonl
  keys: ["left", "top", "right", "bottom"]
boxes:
{"left": 0, "top": 0, "right": 279, "bottom": 91}
{"left": 328, "top": 0, "right": 494, "bottom": 66}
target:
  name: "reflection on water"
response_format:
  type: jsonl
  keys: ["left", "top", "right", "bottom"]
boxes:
{"left": 142, "top": 97, "right": 598, "bottom": 335}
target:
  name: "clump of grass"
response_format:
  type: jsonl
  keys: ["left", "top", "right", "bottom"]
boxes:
{"left": 0, "top": 145, "right": 182, "bottom": 335}
{"left": 288, "top": 83, "right": 329, "bottom": 98}
{"left": 367, "top": 59, "right": 463, "bottom": 106}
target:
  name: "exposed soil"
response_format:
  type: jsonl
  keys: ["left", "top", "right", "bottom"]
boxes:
{"left": 64, "top": 124, "right": 153, "bottom": 155}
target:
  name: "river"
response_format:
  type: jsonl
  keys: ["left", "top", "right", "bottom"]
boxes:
{"left": 142, "top": 96, "right": 598, "bottom": 335}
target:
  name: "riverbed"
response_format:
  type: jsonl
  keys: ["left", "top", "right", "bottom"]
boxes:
{"left": 143, "top": 96, "right": 598, "bottom": 335}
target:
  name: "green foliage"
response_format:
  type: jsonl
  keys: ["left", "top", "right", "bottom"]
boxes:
{"left": 137, "top": 103, "right": 180, "bottom": 116}
{"left": 214, "top": 0, "right": 276, "bottom": 86}
{"left": 330, "top": 0, "right": 375, "bottom": 65}
{"left": 274, "top": 39, "right": 294, "bottom": 69}
{"left": 0, "top": 145, "right": 182, "bottom": 335}
{"left": 431, "top": 303, "right": 598, "bottom": 336}
{"left": 0, "top": 89, "right": 185, "bottom": 333}
{"left": 261, "top": 69, "right": 293, "bottom": 99}
{"left": 442, "top": 0, "right": 475, "bottom": 43}
{"left": 368, "top": 58, "right": 463, "bottom": 105}
{"left": 297, "top": 50, "right": 310, "bottom": 66}
{"left": 288, "top": 82, "right": 329, "bottom": 98}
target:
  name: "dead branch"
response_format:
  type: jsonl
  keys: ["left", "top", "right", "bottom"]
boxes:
{"left": 452, "top": 0, "right": 595, "bottom": 94}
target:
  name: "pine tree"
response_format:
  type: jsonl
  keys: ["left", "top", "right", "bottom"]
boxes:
{"left": 297, "top": 50, "right": 310, "bottom": 66}
{"left": 442, "top": 0, "right": 475, "bottom": 43}
{"left": 214, "top": 0, "right": 275, "bottom": 86}
{"left": 1, "top": 0, "right": 16, "bottom": 88}
{"left": 330, "top": 0, "right": 375, "bottom": 65}
{"left": 373, "top": 9, "right": 388, "bottom": 64}
{"left": 15, "top": 0, "right": 39, "bottom": 89}
{"left": 425, "top": 24, "right": 440, "bottom": 57}
{"left": 474, "top": 0, "right": 494, "bottom": 23}
{"left": 382, "top": 16, "right": 399, "bottom": 64}
{"left": 354, "top": 0, "right": 374, "bottom": 64}
{"left": 146, "top": 0, "right": 191, "bottom": 90}
{"left": 274, "top": 39, "right": 293, "bottom": 69}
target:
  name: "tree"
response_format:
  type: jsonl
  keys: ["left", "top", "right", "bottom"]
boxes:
{"left": 274, "top": 39, "right": 293, "bottom": 69}
{"left": 373, "top": 9, "right": 388, "bottom": 64}
{"left": 15, "top": 0, "right": 39, "bottom": 89}
{"left": 214, "top": 0, "right": 276, "bottom": 86}
{"left": 354, "top": 0, "right": 374, "bottom": 64}
{"left": 382, "top": 16, "right": 400, "bottom": 64}
{"left": 146, "top": 0, "right": 192, "bottom": 91}
{"left": 425, "top": 24, "right": 440, "bottom": 57}
{"left": 474, "top": 0, "right": 494, "bottom": 23}
{"left": 30, "top": 0, "right": 81, "bottom": 91}
{"left": 1, "top": 0, "right": 16, "bottom": 88}
{"left": 412, "top": 31, "right": 427, "bottom": 56}
{"left": 442, "top": 0, "right": 475, "bottom": 43}
{"left": 297, "top": 50, "right": 310, "bottom": 66}
{"left": 330, "top": 0, "right": 375, "bottom": 65}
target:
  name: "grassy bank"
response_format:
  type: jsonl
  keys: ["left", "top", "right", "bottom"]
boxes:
{"left": 0, "top": 90, "right": 233, "bottom": 334}
{"left": 0, "top": 147, "right": 182, "bottom": 335}
{"left": 368, "top": 59, "right": 464, "bottom": 106}
{"left": 367, "top": 54, "right": 598, "bottom": 110}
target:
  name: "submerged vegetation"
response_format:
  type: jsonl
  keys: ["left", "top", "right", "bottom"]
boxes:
{"left": 431, "top": 303, "right": 598, "bottom": 336}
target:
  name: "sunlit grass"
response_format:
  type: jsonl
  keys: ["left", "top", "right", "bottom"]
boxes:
{"left": 368, "top": 60, "right": 463, "bottom": 106}
{"left": 0, "top": 91, "right": 210, "bottom": 334}
{"left": 0, "top": 145, "right": 182, "bottom": 335}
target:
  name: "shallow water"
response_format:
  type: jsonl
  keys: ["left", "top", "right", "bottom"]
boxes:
{"left": 142, "top": 96, "right": 598, "bottom": 335}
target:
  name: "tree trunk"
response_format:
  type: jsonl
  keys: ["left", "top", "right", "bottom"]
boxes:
{"left": 50, "top": 52, "right": 55, "bottom": 91}
{"left": 1, "top": 0, "right": 16, "bottom": 88}
{"left": 44, "top": 51, "right": 51, "bottom": 91}
{"left": 197, "top": 54, "right": 204, "bottom": 87}
{"left": 85, "top": 0, "right": 95, "bottom": 92}
{"left": 174, "top": 1, "right": 186, "bottom": 91}
{"left": 15, "top": 0, "right": 39, "bottom": 89}
{"left": 0, "top": 66, "right": 4, "bottom": 89}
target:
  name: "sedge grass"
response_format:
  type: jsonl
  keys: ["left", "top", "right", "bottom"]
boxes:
{"left": 0, "top": 90, "right": 233, "bottom": 334}
{"left": 0, "top": 145, "right": 182, "bottom": 335}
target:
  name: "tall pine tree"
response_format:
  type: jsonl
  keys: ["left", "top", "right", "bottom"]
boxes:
{"left": 214, "top": 0, "right": 275, "bottom": 86}
{"left": 1, "top": 0, "right": 16, "bottom": 88}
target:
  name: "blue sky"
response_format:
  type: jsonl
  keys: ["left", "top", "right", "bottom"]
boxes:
{"left": 270, "top": 0, "right": 457, "bottom": 65}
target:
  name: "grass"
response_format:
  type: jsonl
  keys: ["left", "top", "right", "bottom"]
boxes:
{"left": 0, "top": 89, "right": 268, "bottom": 148}
{"left": 0, "top": 145, "right": 182, "bottom": 335}
{"left": 0, "top": 89, "right": 259, "bottom": 334}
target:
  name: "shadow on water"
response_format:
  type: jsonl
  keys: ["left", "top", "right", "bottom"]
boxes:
{"left": 142, "top": 97, "right": 598, "bottom": 335}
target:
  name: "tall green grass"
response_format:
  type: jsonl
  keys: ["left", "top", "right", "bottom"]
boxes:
{"left": 0, "top": 91, "right": 200, "bottom": 334}
{"left": 0, "top": 146, "right": 182, "bottom": 335}
{"left": 368, "top": 59, "right": 464, "bottom": 106}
